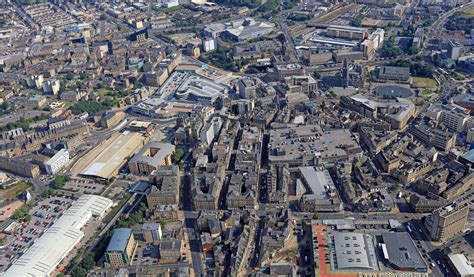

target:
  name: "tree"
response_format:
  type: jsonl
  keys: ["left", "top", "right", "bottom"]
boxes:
{"left": 408, "top": 47, "right": 420, "bottom": 55}
{"left": 81, "top": 254, "right": 95, "bottom": 271}
{"left": 66, "top": 72, "right": 74, "bottom": 80}
{"left": 99, "top": 14, "right": 107, "bottom": 20}
{"left": 72, "top": 267, "right": 87, "bottom": 277}
{"left": 171, "top": 148, "right": 185, "bottom": 164}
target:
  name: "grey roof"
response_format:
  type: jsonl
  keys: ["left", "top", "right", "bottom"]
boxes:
{"left": 381, "top": 232, "right": 428, "bottom": 271}
{"left": 333, "top": 233, "right": 377, "bottom": 271}
{"left": 106, "top": 228, "right": 132, "bottom": 252}
{"left": 299, "top": 167, "right": 334, "bottom": 201}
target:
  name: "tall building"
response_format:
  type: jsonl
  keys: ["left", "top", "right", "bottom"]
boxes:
{"left": 425, "top": 202, "right": 469, "bottom": 242}
{"left": 44, "top": 148, "right": 70, "bottom": 175}
{"left": 105, "top": 228, "right": 137, "bottom": 267}
{"left": 447, "top": 40, "right": 464, "bottom": 61}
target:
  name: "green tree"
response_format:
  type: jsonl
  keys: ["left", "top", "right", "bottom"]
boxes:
{"left": 81, "top": 254, "right": 95, "bottom": 271}
{"left": 72, "top": 267, "right": 87, "bottom": 277}
{"left": 171, "top": 148, "right": 185, "bottom": 164}
{"left": 99, "top": 14, "right": 107, "bottom": 20}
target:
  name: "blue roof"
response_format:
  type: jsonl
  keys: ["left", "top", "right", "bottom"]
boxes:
{"left": 106, "top": 228, "right": 132, "bottom": 252}
{"left": 462, "top": 149, "right": 474, "bottom": 163}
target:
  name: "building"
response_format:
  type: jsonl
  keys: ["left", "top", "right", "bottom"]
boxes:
{"left": 142, "top": 223, "right": 162, "bottom": 244}
{"left": 238, "top": 78, "right": 258, "bottom": 99}
{"left": 447, "top": 253, "right": 474, "bottom": 277}
{"left": 427, "top": 103, "right": 471, "bottom": 133}
{"left": 222, "top": 18, "right": 273, "bottom": 42}
{"left": 203, "top": 38, "right": 216, "bottom": 52}
{"left": 448, "top": 40, "right": 464, "bottom": 61}
{"left": 5, "top": 195, "right": 113, "bottom": 276}
{"left": 330, "top": 233, "right": 378, "bottom": 271}
{"left": 326, "top": 25, "right": 369, "bottom": 40}
{"left": 159, "top": 239, "right": 182, "bottom": 263}
{"left": 175, "top": 74, "right": 229, "bottom": 105}
{"left": 0, "top": 157, "right": 40, "bottom": 178}
{"left": 376, "top": 66, "right": 411, "bottom": 83}
{"left": 298, "top": 167, "right": 343, "bottom": 212}
{"left": 269, "top": 124, "right": 362, "bottom": 166}
{"left": 42, "top": 80, "right": 61, "bottom": 95}
{"left": 380, "top": 232, "right": 428, "bottom": 272}
{"left": 99, "top": 111, "right": 125, "bottom": 128}
{"left": 425, "top": 202, "right": 469, "bottom": 242}
{"left": 341, "top": 94, "right": 416, "bottom": 129}
{"left": 200, "top": 117, "right": 223, "bottom": 146}
{"left": 128, "top": 142, "right": 175, "bottom": 175}
{"left": 128, "top": 120, "right": 154, "bottom": 134}
{"left": 81, "top": 131, "right": 146, "bottom": 180}
{"left": 147, "top": 165, "right": 181, "bottom": 206}
{"left": 409, "top": 124, "right": 457, "bottom": 152}
{"left": 105, "top": 228, "right": 137, "bottom": 268}
{"left": 44, "top": 148, "right": 70, "bottom": 175}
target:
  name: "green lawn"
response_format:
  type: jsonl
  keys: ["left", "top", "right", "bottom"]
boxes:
{"left": 412, "top": 77, "right": 437, "bottom": 89}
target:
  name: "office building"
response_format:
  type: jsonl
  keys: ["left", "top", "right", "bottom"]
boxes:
{"left": 425, "top": 202, "right": 469, "bottom": 242}
{"left": 376, "top": 66, "right": 411, "bottom": 83}
{"left": 203, "top": 37, "right": 216, "bottom": 52}
{"left": 448, "top": 40, "right": 464, "bottom": 61}
{"left": 44, "top": 148, "right": 70, "bottom": 175}
{"left": 159, "top": 239, "right": 182, "bottom": 263}
{"left": 128, "top": 142, "right": 175, "bottom": 175}
{"left": 147, "top": 165, "right": 181, "bottom": 206}
{"left": 326, "top": 25, "right": 369, "bottom": 40}
{"left": 105, "top": 228, "right": 137, "bottom": 267}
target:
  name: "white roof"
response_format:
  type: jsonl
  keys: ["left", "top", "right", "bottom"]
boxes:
{"left": 449, "top": 254, "right": 474, "bottom": 277}
{"left": 4, "top": 195, "right": 113, "bottom": 277}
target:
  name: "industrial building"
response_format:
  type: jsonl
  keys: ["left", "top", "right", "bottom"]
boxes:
{"left": 105, "top": 228, "right": 137, "bottom": 267}
{"left": 298, "top": 167, "right": 343, "bottom": 212}
{"left": 330, "top": 233, "right": 378, "bottom": 271}
{"left": 380, "top": 232, "right": 428, "bottom": 272}
{"left": 81, "top": 131, "right": 146, "bottom": 179}
{"left": 128, "top": 142, "right": 175, "bottom": 175}
{"left": 5, "top": 195, "right": 113, "bottom": 276}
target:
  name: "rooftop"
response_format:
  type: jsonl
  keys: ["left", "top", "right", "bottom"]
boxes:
{"left": 381, "top": 232, "right": 427, "bottom": 271}
{"left": 106, "top": 228, "right": 133, "bottom": 252}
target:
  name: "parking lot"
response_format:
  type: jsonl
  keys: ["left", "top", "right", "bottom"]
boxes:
{"left": 61, "top": 177, "right": 105, "bottom": 195}
{"left": 0, "top": 195, "right": 73, "bottom": 272}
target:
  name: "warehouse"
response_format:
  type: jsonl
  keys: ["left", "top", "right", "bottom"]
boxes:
{"left": 81, "top": 131, "right": 146, "bottom": 180}
{"left": 380, "top": 232, "right": 428, "bottom": 272}
{"left": 5, "top": 195, "right": 113, "bottom": 276}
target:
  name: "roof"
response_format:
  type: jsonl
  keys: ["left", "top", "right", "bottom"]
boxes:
{"left": 381, "top": 232, "right": 427, "bottom": 271}
{"left": 129, "top": 141, "right": 175, "bottom": 169}
{"left": 461, "top": 149, "right": 474, "bottom": 163}
{"left": 299, "top": 167, "right": 334, "bottom": 201}
{"left": 106, "top": 228, "right": 133, "bottom": 252}
{"left": 332, "top": 233, "right": 377, "bottom": 271}
{"left": 81, "top": 131, "right": 146, "bottom": 179}
{"left": 5, "top": 195, "right": 113, "bottom": 277}
{"left": 449, "top": 254, "right": 474, "bottom": 276}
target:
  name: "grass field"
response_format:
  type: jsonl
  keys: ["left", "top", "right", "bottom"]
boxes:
{"left": 0, "top": 182, "right": 32, "bottom": 200}
{"left": 461, "top": 8, "right": 474, "bottom": 18}
{"left": 413, "top": 77, "right": 437, "bottom": 89}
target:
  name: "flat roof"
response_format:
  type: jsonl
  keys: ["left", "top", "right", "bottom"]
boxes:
{"left": 382, "top": 232, "right": 428, "bottom": 271}
{"left": 299, "top": 167, "right": 333, "bottom": 200}
{"left": 106, "top": 228, "right": 132, "bottom": 252}
{"left": 449, "top": 254, "right": 474, "bottom": 276}
{"left": 176, "top": 74, "right": 228, "bottom": 100}
{"left": 5, "top": 195, "right": 113, "bottom": 276}
{"left": 82, "top": 131, "right": 146, "bottom": 179}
